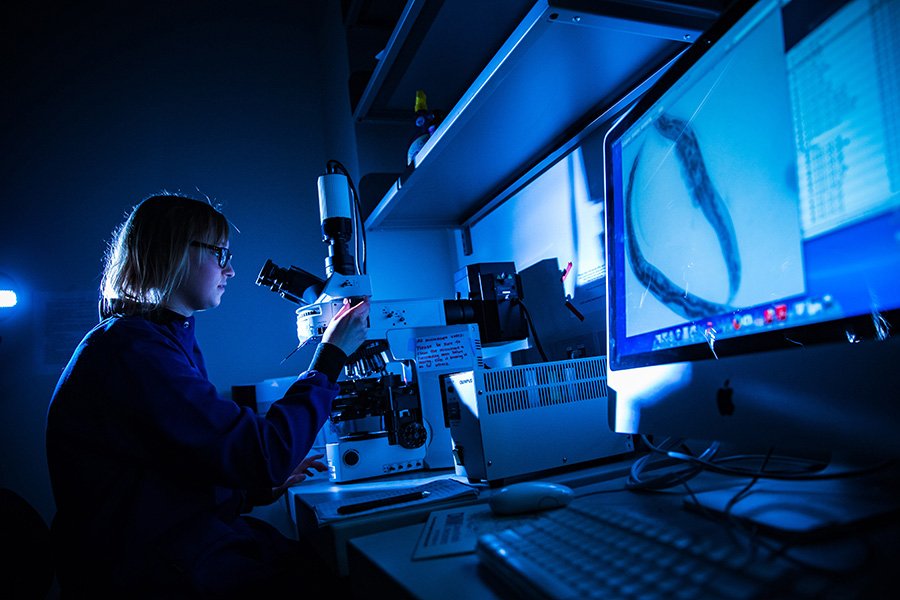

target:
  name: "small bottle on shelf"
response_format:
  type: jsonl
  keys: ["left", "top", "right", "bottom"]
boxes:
{"left": 407, "top": 89, "right": 437, "bottom": 166}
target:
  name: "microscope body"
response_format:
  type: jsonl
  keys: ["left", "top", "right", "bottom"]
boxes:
{"left": 299, "top": 291, "right": 484, "bottom": 482}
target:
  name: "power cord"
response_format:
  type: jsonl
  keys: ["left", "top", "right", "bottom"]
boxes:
{"left": 627, "top": 436, "right": 720, "bottom": 491}
{"left": 513, "top": 298, "right": 549, "bottom": 362}
{"left": 665, "top": 450, "right": 891, "bottom": 481}
{"left": 667, "top": 442, "right": 889, "bottom": 575}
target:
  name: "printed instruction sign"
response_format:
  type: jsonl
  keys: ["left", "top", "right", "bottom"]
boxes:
{"left": 414, "top": 330, "right": 474, "bottom": 372}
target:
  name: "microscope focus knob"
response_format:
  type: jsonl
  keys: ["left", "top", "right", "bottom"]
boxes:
{"left": 398, "top": 422, "right": 427, "bottom": 449}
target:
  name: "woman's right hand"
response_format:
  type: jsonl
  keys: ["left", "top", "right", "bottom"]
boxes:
{"left": 320, "top": 298, "right": 370, "bottom": 356}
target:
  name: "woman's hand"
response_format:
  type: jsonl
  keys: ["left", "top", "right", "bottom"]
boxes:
{"left": 321, "top": 298, "right": 370, "bottom": 356}
{"left": 272, "top": 453, "right": 327, "bottom": 497}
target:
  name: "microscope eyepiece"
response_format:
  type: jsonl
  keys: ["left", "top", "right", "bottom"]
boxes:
{"left": 255, "top": 259, "right": 324, "bottom": 305}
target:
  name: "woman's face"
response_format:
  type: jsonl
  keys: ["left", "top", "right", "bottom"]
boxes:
{"left": 167, "top": 239, "right": 235, "bottom": 316}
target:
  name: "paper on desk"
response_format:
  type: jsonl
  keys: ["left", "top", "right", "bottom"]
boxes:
{"left": 314, "top": 478, "right": 478, "bottom": 524}
{"left": 412, "top": 504, "right": 537, "bottom": 560}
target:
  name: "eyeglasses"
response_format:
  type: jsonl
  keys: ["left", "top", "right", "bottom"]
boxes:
{"left": 191, "top": 242, "right": 233, "bottom": 268}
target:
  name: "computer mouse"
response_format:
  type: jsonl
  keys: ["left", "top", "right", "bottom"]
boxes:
{"left": 489, "top": 481, "right": 574, "bottom": 516}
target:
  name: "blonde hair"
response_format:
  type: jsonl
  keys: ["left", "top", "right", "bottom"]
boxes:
{"left": 101, "top": 193, "right": 230, "bottom": 317}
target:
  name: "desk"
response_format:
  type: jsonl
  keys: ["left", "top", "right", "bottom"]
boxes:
{"left": 342, "top": 471, "right": 697, "bottom": 599}
{"left": 348, "top": 468, "right": 900, "bottom": 600}
{"left": 285, "top": 459, "right": 635, "bottom": 579}
{"left": 292, "top": 458, "right": 900, "bottom": 600}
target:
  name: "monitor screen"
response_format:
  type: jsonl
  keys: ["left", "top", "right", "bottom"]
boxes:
{"left": 604, "top": 0, "right": 900, "bottom": 458}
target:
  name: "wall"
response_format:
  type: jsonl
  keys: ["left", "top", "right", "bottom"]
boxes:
{"left": 0, "top": 1, "right": 354, "bottom": 523}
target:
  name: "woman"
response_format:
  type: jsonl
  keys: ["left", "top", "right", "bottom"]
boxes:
{"left": 46, "top": 193, "right": 368, "bottom": 597}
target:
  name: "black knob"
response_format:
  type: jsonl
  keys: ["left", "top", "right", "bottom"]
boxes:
{"left": 343, "top": 449, "right": 360, "bottom": 466}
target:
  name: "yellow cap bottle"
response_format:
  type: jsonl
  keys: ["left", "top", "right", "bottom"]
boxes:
{"left": 408, "top": 89, "right": 435, "bottom": 165}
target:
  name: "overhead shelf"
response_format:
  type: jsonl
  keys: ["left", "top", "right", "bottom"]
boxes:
{"left": 351, "top": 0, "right": 535, "bottom": 123}
{"left": 362, "top": 0, "right": 728, "bottom": 231}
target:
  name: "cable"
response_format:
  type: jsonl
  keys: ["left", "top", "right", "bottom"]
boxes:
{"left": 627, "top": 436, "right": 720, "bottom": 491}
{"left": 636, "top": 437, "right": 890, "bottom": 578}
{"left": 710, "top": 453, "right": 828, "bottom": 475}
{"left": 513, "top": 298, "right": 548, "bottom": 362}
{"left": 666, "top": 451, "right": 894, "bottom": 481}
{"left": 345, "top": 165, "right": 366, "bottom": 275}
{"left": 723, "top": 447, "right": 772, "bottom": 519}
{"left": 718, "top": 448, "right": 774, "bottom": 563}
{"left": 681, "top": 478, "right": 762, "bottom": 561}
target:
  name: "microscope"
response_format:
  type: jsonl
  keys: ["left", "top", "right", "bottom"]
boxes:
{"left": 256, "top": 162, "right": 528, "bottom": 482}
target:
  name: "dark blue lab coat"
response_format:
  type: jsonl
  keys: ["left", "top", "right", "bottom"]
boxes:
{"left": 46, "top": 309, "right": 342, "bottom": 597}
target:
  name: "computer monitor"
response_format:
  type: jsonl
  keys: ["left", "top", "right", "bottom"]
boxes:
{"left": 604, "top": 0, "right": 900, "bottom": 461}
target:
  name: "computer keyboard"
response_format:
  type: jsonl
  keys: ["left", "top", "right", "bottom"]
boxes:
{"left": 476, "top": 498, "right": 814, "bottom": 600}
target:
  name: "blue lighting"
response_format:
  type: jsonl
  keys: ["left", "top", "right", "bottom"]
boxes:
{"left": 0, "top": 290, "right": 17, "bottom": 308}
